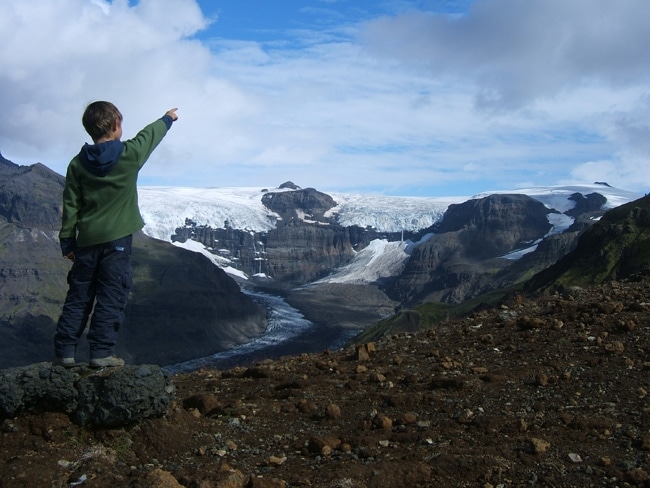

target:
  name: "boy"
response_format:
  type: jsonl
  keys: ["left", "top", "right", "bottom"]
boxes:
{"left": 53, "top": 101, "right": 178, "bottom": 368}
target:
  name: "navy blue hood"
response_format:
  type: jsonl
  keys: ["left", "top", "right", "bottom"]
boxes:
{"left": 78, "top": 140, "right": 124, "bottom": 177}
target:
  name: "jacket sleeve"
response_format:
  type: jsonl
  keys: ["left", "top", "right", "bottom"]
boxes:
{"left": 123, "top": 118, "right": 170, "bottom": 169}
{"left": 59, "top": 164, "right": 82, "bottom": 241}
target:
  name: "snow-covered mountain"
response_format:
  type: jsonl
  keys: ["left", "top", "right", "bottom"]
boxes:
{"left": 474, "top": 184, "right": 636, "bottom": 213}
{"left": 138, "top": 186, "right": 465, "bottom": 238}
{"left": 140, "top": 183, "right": 639, "bottom": 238}
{"left": 139, "top": 183, "right": 642, "bottom": 284}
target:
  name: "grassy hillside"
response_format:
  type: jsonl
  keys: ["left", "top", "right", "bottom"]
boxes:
{"left": 526, "top": 194, "right": 650, "bottom": 292}
{"left": 355, "top": 284, "right": 522, "bottom": 343}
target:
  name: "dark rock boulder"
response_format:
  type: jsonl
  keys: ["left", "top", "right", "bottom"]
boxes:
{"left": 0, "top": 363, "right": 174, "bottom": 427}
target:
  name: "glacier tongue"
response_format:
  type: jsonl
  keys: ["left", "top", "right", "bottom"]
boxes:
{"left": 139, "top": 186, "right": 279, "bottom": 240}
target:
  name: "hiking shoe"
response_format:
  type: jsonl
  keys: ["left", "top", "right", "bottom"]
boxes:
{"left": 90, "top": 356, "right": 125, "bottom": 368}
{"left": 53, "top": 357, "right": 76, "bottom": 368}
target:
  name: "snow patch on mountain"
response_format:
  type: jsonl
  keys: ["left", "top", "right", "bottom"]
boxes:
{"left": 500, "top": 211, "right": 576, "bottom": 259}
{"left": 313, "top": 233, "right": 434, "bottom": 285}
{"left": 171, "top": 237, "right": 249, "bottom": 280}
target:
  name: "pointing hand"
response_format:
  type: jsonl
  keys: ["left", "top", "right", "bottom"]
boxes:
{"left": 165, "top": 108, "right": 179, "bottom": 121}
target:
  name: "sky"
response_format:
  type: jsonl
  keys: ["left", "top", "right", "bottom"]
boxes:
{"left": 1, "top": 0, "right": 649, "bottom": 197}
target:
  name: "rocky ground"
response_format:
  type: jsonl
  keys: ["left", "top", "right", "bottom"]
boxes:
{"left": 2, "top": 277, "right": 650, "bottom": 488}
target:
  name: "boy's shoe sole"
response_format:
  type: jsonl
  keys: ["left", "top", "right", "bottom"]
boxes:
{"left": 52, "top": 357, "right": 76, "bottom": 368}
{"left": 90, "top": 356, "right": 125, "bottom": 368}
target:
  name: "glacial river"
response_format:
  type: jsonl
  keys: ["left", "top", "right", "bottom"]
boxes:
{"left": 164, "top": 289, "right": 359, "bottom": 375}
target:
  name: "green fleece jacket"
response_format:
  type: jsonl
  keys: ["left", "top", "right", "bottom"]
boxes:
{"left": 60, "top": 117, "right": 170, "bottom": 247}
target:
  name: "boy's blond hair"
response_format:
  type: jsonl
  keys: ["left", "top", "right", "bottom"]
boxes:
{"left": 82, "top": 101, "right": 123, "bottom": 142}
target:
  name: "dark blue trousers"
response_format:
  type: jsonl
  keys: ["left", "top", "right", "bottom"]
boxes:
{"left": 54, "top": 235, "right": 132, "bottom": 360}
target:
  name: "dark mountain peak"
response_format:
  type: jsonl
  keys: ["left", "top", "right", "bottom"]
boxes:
{"left": 565, "top": 192, "right": 607, "bottom": 218}
{"left": 278, "top": 181, "right": 301, "bottom": 190}
{"left": 391, "top": 193, "right": 556, "bottom": 304}
{"left": 0, "top": 156, "right": 62, "bottom": 180}
{"left": 435, "top": 193, "right": 552, "bottom": 234}
{"left": 0, "top": 160, "right": 65, "bottom": 229}
{"left": 0, "top": 151, "right": 19, "bottom": 172}
{"left": 262, "top": 187, "right": 336, "bottom": 223}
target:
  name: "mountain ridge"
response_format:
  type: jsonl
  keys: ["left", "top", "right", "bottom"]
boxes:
{"left": 140, "top": 182, "right": 639, "bottom": 236}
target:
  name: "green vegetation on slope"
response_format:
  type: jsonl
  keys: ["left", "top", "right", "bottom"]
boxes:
{"left": 528, "top": 195, "right": 650, "bottom": 292}
{"left": 355, "top": 284, "right": 522, "bottom": 343}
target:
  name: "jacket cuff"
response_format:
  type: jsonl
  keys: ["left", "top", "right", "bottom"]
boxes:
{"left": 161, "top": 114, "right": 175, "bottom": 130}
{"left": 60, "top": 237, "right": 77, "bottom": 257}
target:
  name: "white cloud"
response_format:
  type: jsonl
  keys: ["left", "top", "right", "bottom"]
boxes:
{"left": 0, "top": 0, "right": 649, "bottom": 195}
{"left": 361, "top": 0, "right": 650, "bottom": 108}
{"left": 0, "top": 0, "right": 211, "bottom": 161}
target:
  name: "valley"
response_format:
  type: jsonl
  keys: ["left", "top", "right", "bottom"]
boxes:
{"left": 2, "top": 275, "right": 649, "bottom": 486}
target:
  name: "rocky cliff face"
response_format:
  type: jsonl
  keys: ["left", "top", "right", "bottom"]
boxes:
{"left": 0, "top": 157, "right": 267, "bottom": 369}
{"left": 174, "top": 187, "right": 405, "bottom": 287}
{"left": 174, "top": 184, "right": 619, "bottom": 311}
{"left": 389, "top": 194, "right": 557, "bottom": 304}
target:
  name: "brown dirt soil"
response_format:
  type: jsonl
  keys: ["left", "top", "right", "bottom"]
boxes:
{"left": 2, "top": 277, "right": 650, "bottom": 487}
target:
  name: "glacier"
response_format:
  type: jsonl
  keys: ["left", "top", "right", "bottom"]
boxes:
{"left": 139, "top": 182, "right": 642, "bottom": 284}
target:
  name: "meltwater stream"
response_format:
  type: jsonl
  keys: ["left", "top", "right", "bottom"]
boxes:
{"left": 164, "top": 290, "right": 359, "bottom": 375}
